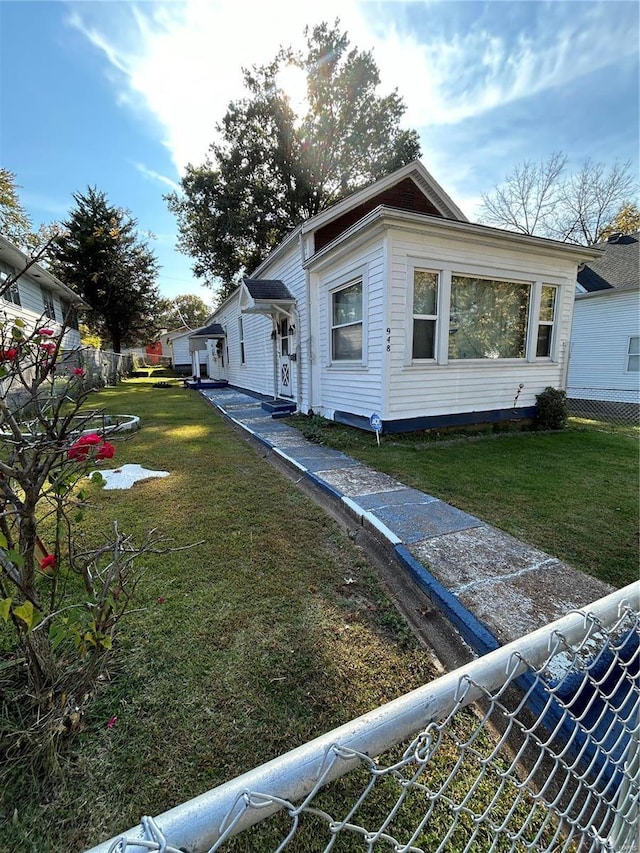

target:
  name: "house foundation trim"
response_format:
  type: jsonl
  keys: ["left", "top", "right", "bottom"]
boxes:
{"left": 333, "top": 406, "right": 538, "bottom": 434}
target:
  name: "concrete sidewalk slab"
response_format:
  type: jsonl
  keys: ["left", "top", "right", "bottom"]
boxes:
{"left": 200, "top": 387, "right": 613, "bottom": 653}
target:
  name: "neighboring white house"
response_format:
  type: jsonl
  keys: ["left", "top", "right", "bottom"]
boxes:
{"left": 165, "top": 326, "right": 209, "bottom": 376}
{"left": 567, "top": 232, "right": 639, "bottom": 414}
{"left": 0, "top": 235, "right": 83, "bottom": 349}
{"left": 202, "top": 161, "right": 601, "bottom": 432}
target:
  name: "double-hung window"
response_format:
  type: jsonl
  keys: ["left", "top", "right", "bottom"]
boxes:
{"left": 0, "top": 261, "right": 21, "bottom": 306}
{"left": 331, "top": 279, "right": 363, "bottom": 361}
{"left": 627, "top": 337, "right": 639, "bottom": 373}
{"left": 238, "top": 317, "right": 245, "bottom": 364}
{"left": 42, "top": 288, "right": 56, "bottom": 320}
{"left": 536, "top": 285, "right": 557, "bottom": 357}
{"left": 412, "top": 270, "right": 438, "bottom": 359}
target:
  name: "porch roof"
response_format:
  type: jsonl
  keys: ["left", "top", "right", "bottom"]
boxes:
{"left": 188, "top": 322, "right": 225, "bottom": 339}
{"left": 240, "top": 278, "right": 295, "bottom": 317}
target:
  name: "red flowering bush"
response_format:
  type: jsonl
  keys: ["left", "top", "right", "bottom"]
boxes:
{"left": 68, "top": 433, "right": 115, "bottom": 462}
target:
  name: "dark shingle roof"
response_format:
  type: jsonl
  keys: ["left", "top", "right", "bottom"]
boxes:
{"left": 243, "top": 278, "right": 294, "bottom": 300}
{"left": 189, "top": 323, "right": 225, "bottom": 337}
{"left": 577, "top": 233, "right": 639, "bottom": 292}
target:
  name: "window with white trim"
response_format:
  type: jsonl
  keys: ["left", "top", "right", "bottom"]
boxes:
{"left": 449, "top": 275, "right": 530, "bottom": 360}
{"left": 412, "top": 270, "right": 438, "bottom": 359}
{"left": 536, "top": 285, "right": 557, "bottom": 357}
{"left": 0, "top": 260, "right": 21, "bottom": 306}
{"left": 238, "top": 317, "right": 245, "bottom": 364}
{"left": 331, "top": 279, "right": 363, "bottom": 361}
{"left": 42, "top": 288, "right": 56, "bottom": 320}
{"left": 627, "top": 336, "right": 639, "bottom": 372}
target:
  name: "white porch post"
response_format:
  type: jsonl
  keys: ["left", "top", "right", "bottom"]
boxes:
{"left": 272, "top": 317, "right": 278, "bottom": 400}
{"left": 191, "top": 349, "right": 199, "bottom": 378}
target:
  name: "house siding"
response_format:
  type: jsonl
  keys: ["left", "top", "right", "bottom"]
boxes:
{"left": 1, "top": 269, "right": 81, "bottom": 349}
{"left": 386, "top": 228, "right": 576, "bottom": 421}
{"left": 567, "top": 289, "right": 640, "bottom": 403}
{"left": 313, "top": 236, "right": 386, "bottom": 418}
{"left": 170, "top": 332, "right": 208, "bottom": 374}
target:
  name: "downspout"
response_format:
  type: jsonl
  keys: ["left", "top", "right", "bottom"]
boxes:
{"left": 299, "top": 231, "right": 312, "bottom": 413}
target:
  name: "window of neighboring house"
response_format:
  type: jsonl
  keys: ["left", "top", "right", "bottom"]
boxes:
{"left": 536, "top": 285, "right": 557, "bottom": 357}
{"left": 60, "top": 301, "right": 79, "bottom": 330}
{"left": 331, "top": 279, "right": 363, "bottom": 361}
{"left": 627, "top": 336, "right": 640, "bottom": 372}
{"left": 412, "top": 270, "right": 438, "bottom": 359}
{"left": 41, "top": 288, "right": 56, "bottom": 320}
{"left": 238, "top": 316, "right": 245, "bottom": 364}
{"left": 0, "top": 260, "right": 21, "bottom": 306}
{"left": 448, "top": 275, "right": 530, "bottom": 359}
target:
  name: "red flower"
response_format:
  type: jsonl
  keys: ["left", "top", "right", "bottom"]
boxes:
{"left": 73, "top": 367, "right": 86, "bottom": 377}
{"left": 38, "top": 328, "right": 54, "bottom": 336}
{"left": 40, "top": 554, "right": 56, "bottom": 571}
{"left": 96, "top": 441, "right": 115, "bottom": 460}
{"left": 40, "top": 342, "right": 56, "bottom": 354}
{"left": 79, "top": 433, "right": 102, "bottom": 446}
{"left": 68, "top": 441, "right": 90, "bottom": 461}
{"left": 106, "top": 715, "right": 117, "bottom": 729}
{"left": 0, "top": 348, "right": 18, "bottom": 361}
{"left": 157, "top": 596, "right": 165, "bottom": 604}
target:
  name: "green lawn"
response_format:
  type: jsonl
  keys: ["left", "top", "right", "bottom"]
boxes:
{"left": 287, "top": 416, "right": 639, "bottom": 589}
{"left": 3, "top": 384, "right": 631, "bottom": 851}
{"left": 1, "top": 380, "right": 441, "bottom": 852}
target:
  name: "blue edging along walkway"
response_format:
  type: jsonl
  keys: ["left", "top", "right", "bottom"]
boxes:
{"left": 200, "top": 387, "right": 622, "bottom": 783}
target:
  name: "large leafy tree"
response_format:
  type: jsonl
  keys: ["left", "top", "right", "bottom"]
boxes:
{"left": 52, "top": 188, "right": 160, "bottom": 352}
{"left": 157, "top": 293, "right": 211, "bottom": 331}
{"left": 0, "top": 168, "right": 34, "bottom": 248}
{"left": 166, "top": 21, "right": 421, "bottom": 298}
{"left": 479, "top": 153, "right": 637, "bottom": 245}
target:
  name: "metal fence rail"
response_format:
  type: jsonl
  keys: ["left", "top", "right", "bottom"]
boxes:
{"left": 87, "top": 585, "right": 639, "bottom": 853}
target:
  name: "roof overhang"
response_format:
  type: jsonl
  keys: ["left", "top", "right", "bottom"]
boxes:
{"left": 0, "top": 235, "right": 88, "bottom": 306}
{"left": 303, "top": 206, "right": 604, "bottom": 272}
{"left": 239, "top": 279, "right": 295, "bottom": 319}
{"left": 187, "top": 322, "right": 226, "bottom": 352}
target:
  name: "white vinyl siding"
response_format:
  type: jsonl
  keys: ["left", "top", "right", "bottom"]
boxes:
{"left": 568, "top": 289, "right": 640, "bottom": 403}
{"left": 313, "top": 238, "right": 385, "bottom": 418}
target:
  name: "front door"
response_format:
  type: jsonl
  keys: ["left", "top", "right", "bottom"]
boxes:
{"left": 211, "top": 338, "right": 227, "bottom": 381}
{"left": 278, "top": 318, "right": 292, "bottom": 398}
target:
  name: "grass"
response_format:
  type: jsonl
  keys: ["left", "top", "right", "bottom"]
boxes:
{"left": 286, "top": 415, "right": 639, "bottom": 589}
{"left": 1, "top": 379, "right": 444, "bottom": 852}
{"left": 0, "top": 382, "right": 609, "bottom": 851}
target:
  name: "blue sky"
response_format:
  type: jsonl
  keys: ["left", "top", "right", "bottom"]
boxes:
{"left": 0, "top": 0, "right": 638, "bottom": 306}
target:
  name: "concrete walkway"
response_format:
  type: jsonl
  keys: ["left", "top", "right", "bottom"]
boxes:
{"left": 201, "top": 388, "right": 612, "bottom": 653}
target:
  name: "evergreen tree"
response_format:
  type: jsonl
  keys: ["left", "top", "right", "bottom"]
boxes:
{"left": 53, "top": 188, "right": 160, "bottom": 352}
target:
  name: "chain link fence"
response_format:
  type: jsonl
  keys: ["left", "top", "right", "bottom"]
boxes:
{"left": 87, "top": 584, "right": 639, "bottom": 853}
{"left": 567, "top": 388, "right": 639, "bottom": 427}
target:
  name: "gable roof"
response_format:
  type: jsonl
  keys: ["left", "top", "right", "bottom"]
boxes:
{"left": 302, "top": 160, "right": 468, "bottom": 235}
{"left": 250, "top": 160, "right": 467, "bottom": 279}
{"left": 577, "top": 232, "right": 639, "bottom": 293}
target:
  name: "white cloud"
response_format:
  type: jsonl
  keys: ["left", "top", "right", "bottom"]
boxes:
{"left": 133, "top": 162, "right": 182, "bottom": 193}
{"left": 69, "top": 1, "right": 637, "bottom": 181}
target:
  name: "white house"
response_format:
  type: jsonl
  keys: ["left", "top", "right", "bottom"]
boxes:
{"left": 165, "top": 326, "right": 210, "bottom": 376}
{"left": 0, "top": 235, "right": 83, "bottom": 349}
{"left": 203, "top": 161, "right": 601, "bottom": 432}
{"left": 567, "top": 232, "right": 639, "bottom": 415}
